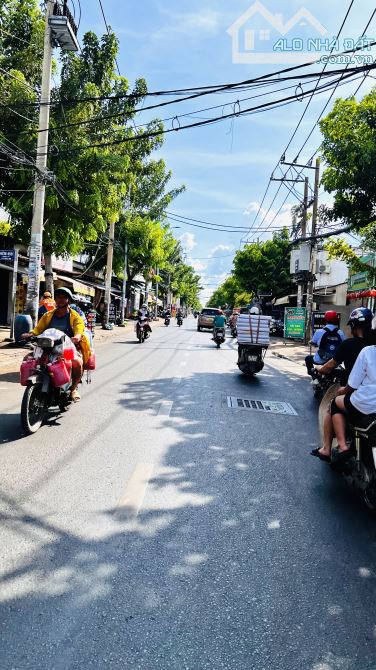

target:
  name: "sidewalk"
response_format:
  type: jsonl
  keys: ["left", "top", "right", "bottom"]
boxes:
{"left": 268, "top": 337, "right": 311, "bottom": 367}
{"left": 0, "top": 320, "right": 162, "bottom": 377}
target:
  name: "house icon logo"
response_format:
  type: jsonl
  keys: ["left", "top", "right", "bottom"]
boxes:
{"left": 227, "top": 1, "right": 327, "bottom": 64}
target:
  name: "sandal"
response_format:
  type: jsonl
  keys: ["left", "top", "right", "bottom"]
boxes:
{"left": 310, "top": 448, "right": 331, "bottom": 463}
{"left": 70, "top": 389, "right": 81, "bottom": 403}
{"left": 331, "top": 448, "right": 351, "bottom": 463}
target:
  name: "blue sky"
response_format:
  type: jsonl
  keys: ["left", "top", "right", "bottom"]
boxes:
{"left": 79, "top": 0, "right": 375, "bottom": 303}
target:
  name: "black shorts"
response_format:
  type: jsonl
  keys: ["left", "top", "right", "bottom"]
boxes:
{"left": 344, "top": 394, "right": 369, "bottom": 425}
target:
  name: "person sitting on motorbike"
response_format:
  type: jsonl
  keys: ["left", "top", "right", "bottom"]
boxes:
{"left": 137, "top": 304, "right": 152, "bottom": 332}
{"left": 229, "top": 309, "right": 239, "bottom": 329}
{"left": 176, "top": 308, "right": 183, "bottom": 321}
{"left": 21, "top": 287, "right": 90, "bottom": 403}
{"left": 305, "top": 310, "right": 346, "bottom": 375}
{"left": 38, "top": 291, "right": 56, "bottom": 319}
{"left": 212, "top": 310, "right": 226, "bottom": 339}
{"left": 311, "top": 308, "right": 375, "bottom": 462}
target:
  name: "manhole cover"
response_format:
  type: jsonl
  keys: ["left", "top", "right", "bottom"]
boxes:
{"left": 227, "top": 397, "right": 297, "bottom": 416}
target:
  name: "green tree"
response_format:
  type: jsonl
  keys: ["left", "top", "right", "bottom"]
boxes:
{"left": 319, "top": 91, "right": 376, "bottom": 231}
{"left": 232, "top": 230, "right": 292, "bottom": 298}
{"left": 206, "top": 276, "right": 241, "bottom": 307}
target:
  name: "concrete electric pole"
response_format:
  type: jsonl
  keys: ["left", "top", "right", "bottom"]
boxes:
{"left": 120, "top": 240, "right": 128, "bottom": 324}
{"left": 103, "top": 219, "right": 115, "bottom": 328}
{"left": 24, "top": 0, "right": 78, "bottom": 324}
{"left": 305, "top": 159, "right": 320, "bottom": 343}
{"left": 297, "top": 177, "right": 309, "bottom": 308}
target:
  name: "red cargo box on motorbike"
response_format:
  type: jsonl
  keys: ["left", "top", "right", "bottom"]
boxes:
{"left": 48, "top": 359, "right": 71, "bottom": 387}
{"left": 84, "top": 352, "right": 96, "bottom": 371}
{"left": 20, "top": 359, "right": 37, "bottom": 386}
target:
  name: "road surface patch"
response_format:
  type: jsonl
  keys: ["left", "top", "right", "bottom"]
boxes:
{"left": 116, "top": 463, "right": 154, "bottom": 517}
{"left": 158, "top": 400, "right": 173, "bottom": 416}
{"left": 226, "top": 396, "right": 297, "bottom": 416}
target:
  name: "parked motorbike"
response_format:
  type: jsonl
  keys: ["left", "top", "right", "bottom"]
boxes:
{"left": 310, "top": 366, "right": 347, "bottom": 403}
{"left": 318, "top": 388, "right": 376, "bottom": 511}
{"left": 237, "top": 344, "right": 266, "bottom": 376}
{"left": 136, "top": 317, "right": 150, "bottom": 343}
{"left": 20, "top": 329, "right": 75, "bottom": 434}
{"left": 213, "top": 327, "right": 226, "bottom": 348}
{"left": 177, "top": 316, "right": 183, "bottom": 327}
{"left": 164, "top": 316, "right": 171, "bottom": 326}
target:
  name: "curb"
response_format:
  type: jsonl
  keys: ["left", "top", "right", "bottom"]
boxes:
{"left": 272, "top": 351, "right": 305, "bottom": 366}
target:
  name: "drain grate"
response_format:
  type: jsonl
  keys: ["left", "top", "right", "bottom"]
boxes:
{"left": 227, "top": 396, "right": 297, "bottom": 416}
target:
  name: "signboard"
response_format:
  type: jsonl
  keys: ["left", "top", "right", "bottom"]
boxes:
{"left": 312, "top": 311, "right": 341, "bottom": 336}
{"left": 0, "top": 249, "right": 15, "bottom": 262}
{"left": 284, "top": 307, "right": 306, "bottom": 340}
{"left": 348, "top": 253, "right": 375, "bottom": 291}
{"left": 109, "top": 303, "right": 117, "bottom": 323}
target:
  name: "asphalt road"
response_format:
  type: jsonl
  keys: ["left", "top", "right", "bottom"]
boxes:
{"left": 1, "top": 318, "right": 376, "bottom": 670}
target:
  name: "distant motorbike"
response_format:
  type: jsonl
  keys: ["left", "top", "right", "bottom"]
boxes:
{"left": 177, "top": 316, "right": 183, "bottom": 327}
{"left": 237, "top": 344, "right": 266, "bottom": 376}
{"left": 164, "top": 316, "right": 171, "bottom": 326}
{"left": 318, "top": 386, "right": 376, "bottom": 511}
{"left": 213, "top": 327, "right": 226, "bottom": 348}
{"left": 20, "top": 329, "right": 75, "bottom": 434}
{"left": 136, "top": 316, "right": 150, "bottom": 343}
{"left": 230, "top": 324, "right": 237, "bottom": 338}
{"left": 310, "top": 366, "right": 347, "bottom": 403}
{"left": 270, "top": 319, "right": 284, "bottom": 336}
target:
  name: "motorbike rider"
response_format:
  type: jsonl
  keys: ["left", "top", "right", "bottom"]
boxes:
{"left": 229, "top": 309, "right": 239, "bottom": 329}
{"left": 212, "top": 310, "right": 226, "bottom": 340}
{"left": 38, "top": 291, "right": 56, "bottom": 319}
{"left": 137, "top": 303, "right": 152, "bottom": 332}
{"left": 305, "top": 310, "right": 346, "bottom": 375}
{"left": 176, "top": 308, "right": 183, "bottom": 322}
{"left": 311, "top": 308, "right": 375, "bottom": 462}
{"left": 21, "top": 287, "right": 90, "bottom": 402}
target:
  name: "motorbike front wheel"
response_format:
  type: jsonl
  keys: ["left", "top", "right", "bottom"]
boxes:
{"left": 363, "top": 486, "right": 376, "bottom": 512}
{"left": 21, "top": 383, "right": 46, "bottom": 434}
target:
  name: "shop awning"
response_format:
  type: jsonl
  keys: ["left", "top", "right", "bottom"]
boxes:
{"left": 274, "top": 294, "right": 296, "bottom": 306}
{"left": 347, "top": 288, "right": 376, "bottom": 300}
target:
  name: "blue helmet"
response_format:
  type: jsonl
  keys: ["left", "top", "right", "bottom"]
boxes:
{"left": 347, "top": 307, "right": 374, "bottom": 328}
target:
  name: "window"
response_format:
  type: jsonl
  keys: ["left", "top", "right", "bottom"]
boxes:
{"left": 259, "top": 29, "right": 270, "bottom": 41}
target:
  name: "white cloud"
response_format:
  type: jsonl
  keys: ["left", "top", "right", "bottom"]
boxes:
{"left": 242, "top": 201, "right": 293, "bottom": 238}
{"left": 210, "top": 244, "right": 234, "bottom": 256}
{"left": 188, "top": 258, "right": 207, "bottom": 272}
{"left": 155, "top": 8, "right": 221, "bottom": 39}
{"left": 179, "top": 232, "right": 197, "bottom": 252}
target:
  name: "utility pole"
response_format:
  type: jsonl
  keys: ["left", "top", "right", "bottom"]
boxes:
{"left": 155, "top": 267, "right": 159, "bottom": 319}
{"left": 103, "top": 219, "right": 115, "bottom": 328}
{"left": 24, "top": 1, "right": 78, "bottom": 325}
{"left": 297, "top": 177, "right": 309, "bottom": 308}
{"left": 24, "top": 0, "right": 54, "bottom": 325}
{"left": 305, "top": 159, "right": 320, "bottom": 343}
{"left": 119, "top": 240, "right": 128, "bottom": 324}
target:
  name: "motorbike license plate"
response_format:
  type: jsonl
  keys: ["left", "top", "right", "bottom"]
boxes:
{"left": 248, "top": 355, "right": 259, "bottom": 362}
{"left": 372, "top": 447, "right": 376, "bottom": 470}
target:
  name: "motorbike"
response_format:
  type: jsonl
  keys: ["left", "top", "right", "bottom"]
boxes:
{"left": 136, "top": 316, "right": 150, "bottom": 343}
{"left": 164, "top": 316, "right": 170, "bottom": 326}
{"left": 230, "top": 323, "right": 238, "bottom": 338}
{"left": 177, "top": 316, "right": 183, "bottom": 327}
{"left": 270, "top": 318, "right": 284, "bottom": 337}
{"left": 20, "top": 329, "right": 75, "bottom": 434}
{"left": 213, "top": 327, "right": 226, "bottom": 348}
{"left": 318, "top": 388, "right": 376, "bottom": 511}
{"left": 310, "top": 366, "right": 347, "bottom": 403}
{"left": 237, "top": 344, "right": 266, "bottom": 376}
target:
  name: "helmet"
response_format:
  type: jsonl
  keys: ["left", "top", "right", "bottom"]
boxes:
{"left": 250, "top": 306, "right": 260, "bottom": 315}
{"left": 142, "top": 303, "right": 147, "bottom": 309}
{"left": 347, "top": 307, "right": 374, "bottom": 328}
{"left": 43, "top": 291, "right": 52, "bottom": 298}
{"left": 55, "top": 287, "right": 74, "bottom": 301}
{"left": 324, "top": 310, "right": 338, "bottom": 324}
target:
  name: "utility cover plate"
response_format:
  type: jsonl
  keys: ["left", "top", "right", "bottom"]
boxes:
{"left": 227, "top": 397, "right": 297, "bottom": 416}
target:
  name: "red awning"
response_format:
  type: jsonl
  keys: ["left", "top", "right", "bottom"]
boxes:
{"left": 347, "top": 289, "right": 376, "bottom": 300}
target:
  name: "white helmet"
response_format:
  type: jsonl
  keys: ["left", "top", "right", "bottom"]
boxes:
{"left": 250, "top": 306, "right": 260, "bottom": 315}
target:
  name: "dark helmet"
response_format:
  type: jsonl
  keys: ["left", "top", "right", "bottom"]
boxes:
{"left": 55, "top": 287, "right": 74, "bottom": 301}
{"left": 324, "top": 310, "right": 338, "bottom": 325}
{"left": 347, "top": 307, "right": 374, "bottom": 329}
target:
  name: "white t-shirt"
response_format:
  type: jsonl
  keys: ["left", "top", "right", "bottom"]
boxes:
{"left": 348, "top": 346, "right": 376, "bottom": 415}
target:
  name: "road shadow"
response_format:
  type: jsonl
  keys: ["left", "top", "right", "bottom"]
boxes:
{"left": 0, "top": 371, "right": 19, "bottom": 384}
{"left": 1, "top": 371, "right": 376, "bottom": 669}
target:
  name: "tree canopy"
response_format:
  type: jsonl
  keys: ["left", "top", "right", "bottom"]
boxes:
{"left": 320, "top": 90, "right": 376, "bottom": 231}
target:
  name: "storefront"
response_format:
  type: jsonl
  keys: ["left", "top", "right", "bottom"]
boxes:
{"left": 347, "top": 254, "right": 376, "bottom": 312}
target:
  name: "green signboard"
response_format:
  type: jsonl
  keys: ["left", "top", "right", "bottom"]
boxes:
{"left": 348, "top": 253, "right": 375, "bottom": 291}
{"left": 284, "top": 307, "right": 306, "bottom": 339}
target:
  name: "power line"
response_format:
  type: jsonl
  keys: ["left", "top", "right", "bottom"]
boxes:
{"left": 97, "top": 0, "right": 121, "bottom": 77}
